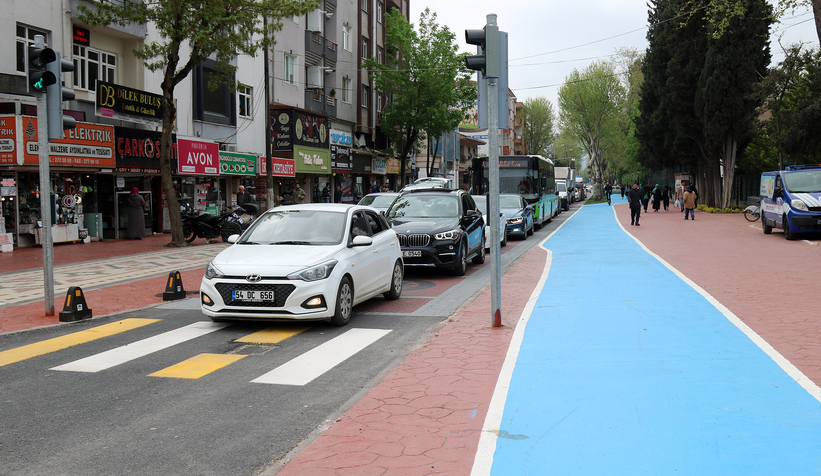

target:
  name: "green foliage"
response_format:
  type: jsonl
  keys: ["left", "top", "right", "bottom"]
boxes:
{"left": 364, "top": 8, "right": 476, "bottom": 183}
{"left": 696, "top": 204, "right": 742, "bottom": 213}
{"left": 520, "top": 97, "right": 556, "bottom": 157}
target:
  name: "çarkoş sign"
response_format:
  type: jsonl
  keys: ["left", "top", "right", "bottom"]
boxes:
{"left": 114, "top": 126, "right": 178, "bottom": 172}
{"left": 177, "top": 138, "right": 218, "bottom": 175}
{"left": 96, "top": 81, "right": 164, "bottom": 125}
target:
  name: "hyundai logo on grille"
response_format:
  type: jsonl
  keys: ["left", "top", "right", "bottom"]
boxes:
{"left": 246, "top": 274, "right": 262, "bottom": 282}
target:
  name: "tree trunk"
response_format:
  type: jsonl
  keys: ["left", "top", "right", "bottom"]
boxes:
{"left": 720, "top": 133, "right": 738, "bottom": 209}
{"left": 161, "top": 62, "right": 185, "bottom": 247}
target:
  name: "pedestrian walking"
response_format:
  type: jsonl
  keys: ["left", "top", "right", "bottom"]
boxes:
{"left": 621, "top": 184, "right": 626, "bottom": 198}
{"left": 627, "top": 183, "right": 643, "bottom": 226}
{"left": 652, "top": 184, "right": 662, "bottom": 212}
{"left": 604, "top": 182, "right": 613, "bottom": 205}
{"left": 642, "top": 184, "right": 652, "bottom": 213}
{"left": 683, "top": 186, "right": 697, "bottom": 220}
{"left": 126, "top": 187, "right": 147, "bottom": 240}
{"left": 690, "top": 183, "right": 699, "bottom": 207}
{"left": 236, "top": 185, "right": 251, "bottom": 208}
{"left": 675, "top": 183, "right": 685, "bottom": 213}
{"left": 321, "top": 184, "right": 331, "bottom": 203}
{"left": 294, "top": 183, "right": 306, "bottom": 204}
{"left": 334, "top": 185, "right": 342, "bottom": 203}
{"left": 662, "top": 185, "right": 671, "bottom": 211}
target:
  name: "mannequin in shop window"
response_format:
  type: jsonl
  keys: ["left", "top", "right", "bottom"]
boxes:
{"left": 126, "top": 187, "right": 147, "bottom": 240}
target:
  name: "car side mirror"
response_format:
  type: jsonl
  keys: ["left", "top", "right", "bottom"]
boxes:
{"left": 465, "top": 209, "right": 479, "bottom": 218}
{"left": 525, "top": 205, "right": 533, "bottom": 211}
{"left": 351, "top": 235, "right": 373, "bottom": 247}
{"left": 227, "top": 234, "right": 240, "bottom": 243}
{"left": 773, "top": 187, "right": 782, "bottom": 199}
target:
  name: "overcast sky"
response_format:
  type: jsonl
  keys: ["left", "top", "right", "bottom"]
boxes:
{"left": 409, "top": 0, "right": 820, "bottom": 107}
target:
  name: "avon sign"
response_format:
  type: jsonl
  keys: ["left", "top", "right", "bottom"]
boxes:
{"left": 177, "top": 138, "right": 218, "bottom": 175}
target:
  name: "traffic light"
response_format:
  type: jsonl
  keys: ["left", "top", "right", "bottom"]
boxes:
{"left": 465, "top": 23, "right": 499, "bottom": 78}
{"left": 27, "top": 45, "right": 57, "bottom": 93}
{"left": 46, "top": 52, "right": 76, "bottom": 139}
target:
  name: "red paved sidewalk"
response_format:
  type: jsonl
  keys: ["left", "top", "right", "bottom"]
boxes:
{"left": 614, "top": 204, "right": 821, "bottom": 386}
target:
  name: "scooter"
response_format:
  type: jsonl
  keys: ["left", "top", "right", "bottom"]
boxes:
{"left": 181, "top": 204, "right": 244, "bottom": 243}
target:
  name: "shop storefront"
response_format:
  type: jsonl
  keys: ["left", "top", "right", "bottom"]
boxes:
{"left": 385, "top": 158, "right": 401, "bottom": 192}
{"left": 271, "top": 107, "right": 331, "bottom": 202}
{"left": 330, "top": 128, "right": 353, "bottom": 203}
{"left": 259, "top": 157, "right": 296, "bottom": 206}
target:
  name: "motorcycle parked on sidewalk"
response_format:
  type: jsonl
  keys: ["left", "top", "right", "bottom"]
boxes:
{"left": 181, "top": 204, "right": 244, "bottom": 243}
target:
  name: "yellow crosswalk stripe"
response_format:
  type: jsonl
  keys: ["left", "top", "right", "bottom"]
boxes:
{"left": 148, "top": 353, "right": 246, "bottom": 379}
{"left": 235, "top": 326, "right": 310, "bottom": 344}
{"left": 0, "top": 318, "right": 161, "bottom": 367}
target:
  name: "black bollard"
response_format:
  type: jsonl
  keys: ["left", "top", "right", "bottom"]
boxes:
{"left": 59, "top": 286, "right": 93, "bottom": 322}
{"left": 162, "top": 271, "right": 186, "bottom": 301}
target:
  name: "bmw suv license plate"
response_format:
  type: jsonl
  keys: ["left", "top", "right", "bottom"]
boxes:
{"left": 232, "top": 290, "right": 274, "bottom": 302}
{"left": 402, "top": 250, "right": 422, "bottom": 257}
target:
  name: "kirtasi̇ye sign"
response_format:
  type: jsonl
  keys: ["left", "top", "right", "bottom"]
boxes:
{"left": 22, "top": 117, "right": 115, "bottom": 167}
{"left": 177, "top": 138, "right": 218, "bottom": 175}
{"left": 219, "top": 151, "right": 257, "bottom": 176}
{"left": 259, "top": 157, "right": 295, "bottom": 177}
{"left": 293, "top": 145, "right": 331, "bottom": 174}
{"left": 271, "top": 108, "right": 329, "bottom": 151}
{"left": 96, "top": 81, "right": 164, "bottom": 125}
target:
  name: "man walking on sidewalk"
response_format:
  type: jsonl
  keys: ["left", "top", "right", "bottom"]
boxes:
{"left": 627, "top": 183, "right": 643, "bottom": 226}
{"left": 684, "top": 186, "right": 697, "bottom": 220}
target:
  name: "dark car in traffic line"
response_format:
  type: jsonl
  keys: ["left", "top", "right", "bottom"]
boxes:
{"left": 499, "top": 194, "right": 534, "bottom": 239}
{"left": 385, "top": 189, "right": 485, "bottom": 276}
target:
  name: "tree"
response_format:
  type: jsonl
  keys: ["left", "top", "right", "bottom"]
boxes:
{"left": 557, "top": 61, "right": 626, "bottom": 200}
{"left": 695, "top": 0, "right": 820, "bottom": 45}
{"left": 78, "top": 0, "right": 317, "bottom": 246}
{"left": 520, "top": 97, "right": 556, "bottom": 157}
{"left": 365, "top": 8, "right": 476, "bottom": 187}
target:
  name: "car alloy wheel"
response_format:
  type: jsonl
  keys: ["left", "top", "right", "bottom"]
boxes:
{"left": 383, "top": 260, "right": 403, "bottom": 300}
{"left": 331, "top": 277, "right": 353, "bottom": 326}
{"left": 452, "top": 241, "right": 467, "bottom": 276}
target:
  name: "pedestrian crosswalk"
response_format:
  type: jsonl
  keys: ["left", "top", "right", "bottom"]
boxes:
{"left": 1, "top": 318, "right": 391, "bottom": 385}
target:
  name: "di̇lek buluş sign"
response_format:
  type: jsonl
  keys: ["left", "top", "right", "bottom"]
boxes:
{"left": 96, "top": 81, "right": 164, "bottom": 125}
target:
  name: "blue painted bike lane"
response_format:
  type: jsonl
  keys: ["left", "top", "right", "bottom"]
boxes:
{"left": 478, "top": 197, "right": 821, "bottom": 475}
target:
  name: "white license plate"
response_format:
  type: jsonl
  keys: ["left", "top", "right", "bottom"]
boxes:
{"left": 402, "top": 250, "right": 422, "bottom": 258}
{"left": 231, "top": 290, "right": 276, "bottom": 302}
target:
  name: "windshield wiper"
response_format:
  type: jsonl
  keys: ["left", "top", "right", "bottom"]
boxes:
{"left": 269, "top": 241, "right": 313, "bottom": 245}
{"left": 238, "top": 241, "right": 260, "bottom": 245}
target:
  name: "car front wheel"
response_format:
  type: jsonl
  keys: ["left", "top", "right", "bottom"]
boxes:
{"left": 473, "top": 234, "right": 486, "bottom": 264}
{"left": 783, "top": 215, "right": 796, "bottom": 240}
{"left": 383, "top": 260, "right": 403, "bottom": 300}
{"left": 452, "top": 241, "right": 467, "bottom": 276}
{"left": 331, "top": 277, "right": 353, "bottom": 326}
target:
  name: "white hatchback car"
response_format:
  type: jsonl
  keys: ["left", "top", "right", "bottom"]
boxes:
{"left": 200, "top": 204, "right": 403, "bottom": 326}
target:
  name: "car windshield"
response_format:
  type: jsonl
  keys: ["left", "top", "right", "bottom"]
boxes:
{"left": 556, "top": 182, "right": 567, "bottom": 192}
{"left": 500, "top": 196, "right": 522, "bottom": 208}
{"left": 784, "top": 170, "right": 821, "bottom": 193}
{"left": 359, "top": 194, "right": 396, "bottom": 208}
{"left": 239, "top": 210, "right": 346, "bottom": 245}
{"left": 388, "top": 195, "right": 459, "bottom": 219}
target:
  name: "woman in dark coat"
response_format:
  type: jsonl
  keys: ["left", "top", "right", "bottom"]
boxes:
{"left": 652, "top": 184, "right": 662, "bottom": 212}
{"left": 662, "top": 185, "right": 671, "bottom": 211}
{"left": 126, "top": 187, "right": 147, "bottom": 240}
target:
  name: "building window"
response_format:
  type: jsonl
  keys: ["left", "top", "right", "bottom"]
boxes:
{"left": 284, "top": 54, "right": 296, "bottom": 84}
{"left": 361, "top": 0, "right": 368, "bottom": 12}
{"left": 362, "top": 85, "right": 369, "bottom": 108}
{"left": 193, "top": 59, "right": 236, "bottom": 126}
{"left": 343, "top": 25, "right": 352, "bottom": 52}
{"left": 377, "top": 2, "right": 383, "bottom": 22}
{"left": 73, "top": 45, "right": 116, "bottom": 91}
{"left": 16, "top": 25, "right": 49, "bottom": 74}
{"left": 362, "top": 38, "right": 369, "bottom": 60}
{"left": 342, "top": 77, "right": 351, "bottom": 103}
{"left": 377, "top": 46, "right": 383, "bottom": 64}
{"left": 238, "top": 84, "right": 252, "bottom": 118}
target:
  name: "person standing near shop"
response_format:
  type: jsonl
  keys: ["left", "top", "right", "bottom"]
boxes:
{"left": 236, "top": 185, "right": 251, "bottom": 208}
{"left": 126, "top": 187, "right": 147, "bottom": 240}
{"left": 334, "top": 185, "right": 342, "bottom": 203}
{"left": 321, "top": 184, "right": 331, "bottom": 203}
{"left": 294, "top": 183, "right": 306, "bottom": 204}
{"left": 683, "top": 186, "right": 697, "bottom": 220}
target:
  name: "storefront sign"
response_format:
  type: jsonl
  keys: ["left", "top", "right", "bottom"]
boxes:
{"left": 293, "top": 145, "right": 331, "bottom": 174}
{"left": 114, "top": 126, "right": 178, "bottom": 173}
{"left": 351, "top": 155, "right": 372, "bottom": 174}
{"left": 23, "top": 117, "right": 116, "bottom": 167}
{"left": 259, "top": 157, "right": 295, "bottom": 177}
{"left": 177, "top": 138, "right": 218, "bottom": 175}
{"left": 371, "top": 158, "right": 387, "bottom": 175}
{"left": 73, "top": 26, "right": 90, "bottom": 46}
{"left": 0, "top": 116, "right": 16, "bottom": 165}
{"left": 330, "top": 129, "right": 352, "bottom": 171}
{"left": 386, "top": 158, "right": 400, "bottom": 175}
{"left": 219, "top": 151, "right": 257, "bottom": 175}
{"left": 271, "top": 108, "right": 329, "bottom": 151}
{"left": 96, "top": 81, "right": 164, "bottom": 125}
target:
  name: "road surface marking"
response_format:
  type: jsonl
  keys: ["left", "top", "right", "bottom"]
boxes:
{"left": 0, "top": 318, "right": 160, "bottom": 367}
{"left": 235, "top": 326, "right": 310, "bottom": 344}
{"left": 51, "top": 321, "right": 229, "bottom": 373}
{"left": 251, "top": 328, "right": 391, "bottom": 386}
{"left": 148, "top": 353, "right": 246, "bottom": 379}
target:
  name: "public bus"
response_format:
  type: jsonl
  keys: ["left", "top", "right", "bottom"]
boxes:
{"left": 470, "top": 155, "right": 558, "bottom": 228}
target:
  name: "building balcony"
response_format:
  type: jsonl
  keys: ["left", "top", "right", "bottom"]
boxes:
{"left": 304, "top": 90, "right": 337, "bottom": 117}
{"left": 305, "top": 31, "right": 337, "bottom": 63}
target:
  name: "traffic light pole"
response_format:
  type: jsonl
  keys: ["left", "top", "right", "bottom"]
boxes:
{"left": 33, "top": 35, "right": 55, "bottom": 315}
{"left": 487, "top": 32, "right": 501, "bottom": 328}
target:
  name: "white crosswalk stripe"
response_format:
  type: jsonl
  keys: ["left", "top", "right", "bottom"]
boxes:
{"left": 251, "top": 328, "right": 392, "bottom": 386}
{"left": 51, "top": 321, "right": 229, "bottom": 373}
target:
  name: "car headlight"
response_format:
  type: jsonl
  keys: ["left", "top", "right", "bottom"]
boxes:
{"left": 434, "top": 229, "right": 462, "bottom": 241}
{"left": 507, "top": 217, "right": 523, "bottom": 224}
{"left": 288, "top": 260, "right": 337, "bottom": 282}
{"left": 791, "top": 199, "right": 809, "bottom": 212}
{"left": 204, "top": 261, "right": 225, "bottom": 280}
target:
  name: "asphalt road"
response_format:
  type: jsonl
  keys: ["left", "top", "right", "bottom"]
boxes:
{"left": 0, "top": 202, "right": 582, "bottom": 476}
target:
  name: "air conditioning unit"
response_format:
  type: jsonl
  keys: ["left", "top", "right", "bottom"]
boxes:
{"left": 218, "top": 143, "right": 237, "bottom": 152}
{"left": 306, "top": 66, "right": 323, "bottom": 90}
{"left": 307, "top": 10, "right": 323, "bottom": 33}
